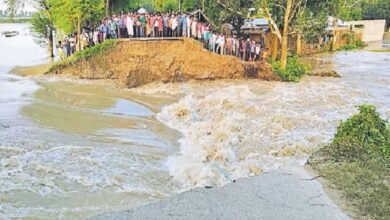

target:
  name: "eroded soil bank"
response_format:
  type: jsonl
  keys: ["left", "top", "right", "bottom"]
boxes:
{"left": 47, "top": 38, "right": 277, "bottom": 88}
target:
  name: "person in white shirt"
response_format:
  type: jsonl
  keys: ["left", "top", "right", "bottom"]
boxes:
{"left": 126, "top": 13, "right": 134, "bottom": 38}
{"left": 186, "top": 15, "right": 191, "bottom": 37}
{"left": 171, "top": 15, "right": 178, "bottom": 37}
{"left": 93, "top": 30, "right": 99, "bottom": 45}
{"left": 232, "top": 37, "right": 237, "bottom": 56}
{"left": 211, "top": 33, "right": 217, "bottom": 52}
{"left": 191, "top": 19, "right": 197, "bottom": 38}
{"left": 69, "top": 34, "right": 76, "bottom": 54}
{"left": 255, "top": 42, "right": 261, "bottom": 61}
{"left": 216, "top": 35, "right": 225, "bottom": 55}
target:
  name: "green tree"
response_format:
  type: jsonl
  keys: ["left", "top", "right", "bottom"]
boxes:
{"left": 291, "top": 0, "right": 329, "bottom": 51}
{"left": 48, "top": 0, "right": 105, "bottom": 50}
{"left": 5, "top": 0, "right": 55, "bottom": 57}
{"left": 127, "top": 0, "right": 153, "bottom": 12}
{"left": 5, "top": 0, "right": 20, "bottom": 21}
{"left": 182, "top": 0, "right": 199, "bottom": 11}
{"left": 322, "top": 0, "right": 363, "bottom": 21}
{"left": 261, "top": 0, "right": 306, "bottom": 70}
{"left": 215, "top": 0, "right": 255, "bottom": 34}
{"left": 321, "top": 0, "right": 364, "bottom": 51}
{"left": 362, "top": 0, "right": 390, "bottom": 29}
{"left": 152, "top": 0, "right": 179, "bottom": 12}
{"left": 30, "top": 0, "right": 55, "bottom": 58}
{"left": 105, "top": 0, "right": 133, "bottom": 17}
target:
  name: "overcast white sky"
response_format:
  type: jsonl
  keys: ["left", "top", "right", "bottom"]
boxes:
{"left": 0, "top": 1, "right": 6, "bottom": 10}
{"left": 0, "top": 1, "right": 36, "bottom": 12}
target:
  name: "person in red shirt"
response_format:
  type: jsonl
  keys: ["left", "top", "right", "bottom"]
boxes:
{"left": 157, "top": 14, "right": 163, "bottom": 37}
{"left": 149, "top": 15, "right": 155, "bottom": 37}
{"left": 241, "top": 39, "right": 246, "bottom": 60}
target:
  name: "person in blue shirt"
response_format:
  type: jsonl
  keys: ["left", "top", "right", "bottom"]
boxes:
{"left": 163, "top": 14, "right": 169, "bottom": 37}
{"left": 109, "top": 19, "right": 117, "bottom": 39}
{"left": 182, "top": 15, "right": 187, "bottom": 37}
{"left": 177, "top": 13, "right": 182, "bottom": 37}
{"left": 115, "top": 15, "right": 123, "bottom": 38}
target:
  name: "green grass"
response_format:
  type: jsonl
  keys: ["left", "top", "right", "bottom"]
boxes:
{"left": 46, "top": 40, "right": 118, "bottom": 74}
{"left": 310, "top": 105, "right": 390, "bottom": 220}
{"left": 338, "top": 33, "right": 367, "bottom": 51}
{"left": 314, "top": 161, "right": 389, "bottom": 220}
{"left": 271, "top": 56, "right": 311, "bottom": 82}
{"left": 337, "top": 39, "right": 367, "bottom": 51}
{"left": 369, "top": 49, "right": 390, "bottom": 53}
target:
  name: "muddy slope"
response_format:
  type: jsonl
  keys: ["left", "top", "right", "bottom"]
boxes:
{"left": 48, "top": 38, "right": 277, "bottom": 88}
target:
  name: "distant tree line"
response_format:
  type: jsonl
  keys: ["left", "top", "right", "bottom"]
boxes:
{"left": 0, "top": 10, "right": 33, "bottom": 17}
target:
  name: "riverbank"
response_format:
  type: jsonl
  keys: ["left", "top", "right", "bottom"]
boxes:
{"left": 309, "top": 105, "right": 390, "bottom": 220}
{"left": 90, "top": 167, "right": 349, "bottom": 220}
{"left": 45, "top": 38, "right": 278, "bottom": 88}
{"left": 10, "top": 63, "right": 51, "bottom": 77}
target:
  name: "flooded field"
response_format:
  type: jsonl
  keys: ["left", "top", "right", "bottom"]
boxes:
{"left": 0, "top": 23, "right": 389, "bottom": 219}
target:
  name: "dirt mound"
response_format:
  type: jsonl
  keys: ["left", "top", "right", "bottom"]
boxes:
{"left": 48, "top": 38, "right": 278, "bottom": 88}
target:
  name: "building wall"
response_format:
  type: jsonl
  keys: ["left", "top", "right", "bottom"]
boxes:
{"left": 346, "top": 20, "right": 386, "bottom": 42}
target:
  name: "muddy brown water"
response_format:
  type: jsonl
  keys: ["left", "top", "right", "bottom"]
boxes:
{"left": 0, "top": 24, "right": 389, "bottom": 219}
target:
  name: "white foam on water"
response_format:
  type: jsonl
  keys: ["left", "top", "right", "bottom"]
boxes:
{"left": 154, "top": 51, "right": 390, "bottom": 189}
{"left": 151, "top": 52, "right": 390, "bottom": 189}
{"left": 156, "top": 80, "right": 364, "bottom": 188}
{"left": 0, "top": 145, "right": 164, "bottom": 191}
{"left": 0, "top": 144, "right": 174, "bottom": 219}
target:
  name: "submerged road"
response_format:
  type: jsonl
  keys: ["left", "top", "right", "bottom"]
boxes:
{"left": 91, "top": 167, "right": 349, "bottom": 220}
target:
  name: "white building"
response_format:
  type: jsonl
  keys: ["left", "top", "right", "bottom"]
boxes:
{"left": 345, "top": 20, "right": 386, "bottom": 42}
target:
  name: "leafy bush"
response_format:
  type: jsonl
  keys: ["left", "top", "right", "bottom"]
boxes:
{"left": 271, "top": 56, "right": 311, "bottom": 82}
{"left": 338, "top": 41, "right": 366, "bottom": 51}
{"left": 46, "top": 39, "right": 117, "bottom": 73}
{"left": 322, "top": 105, "right": 390, "bottom": 162}
{"left": 310, "top": 105, "right": 390, "bottom": 220}
{"left": 338, "top": 33, "right": 367, "bottom": 51}
{"left": 72, "top": 39, "right": 117, "bottom": 61}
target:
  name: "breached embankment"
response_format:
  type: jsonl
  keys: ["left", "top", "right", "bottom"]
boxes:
{"left": 47, "top": 38, "right": 277, "bottom": 88}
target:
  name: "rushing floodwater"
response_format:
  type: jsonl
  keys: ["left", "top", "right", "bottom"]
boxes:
{"left": 0, "top": 24, "right": 182, "bottom": 219}
{"left": 1, "top": 23, "right": 389, "bottom": 219}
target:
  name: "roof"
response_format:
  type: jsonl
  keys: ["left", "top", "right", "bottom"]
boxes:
{"left": 250, "top": 18, "right": 269, "bottom": 26}
{"left": 327, "top": 16, "right": 348, "bottom": 31}
{"left": 241, "top": 18, "right": 269, "bottom": 30}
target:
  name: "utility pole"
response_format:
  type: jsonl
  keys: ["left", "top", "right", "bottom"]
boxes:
{"left": 106, "top": 0, "right": 109, "bottom": 17}
{"left": 178, "top": 0, "right": 181, "bottom": 12}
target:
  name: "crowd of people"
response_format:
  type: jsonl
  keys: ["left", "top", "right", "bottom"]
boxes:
{"left": 57, "top": 11, "right": 266, "bottom": 62}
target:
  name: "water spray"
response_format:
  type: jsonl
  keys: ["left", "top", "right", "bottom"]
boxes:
{"left": 177, "top": 71, "right": 234, "bottom": 184}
